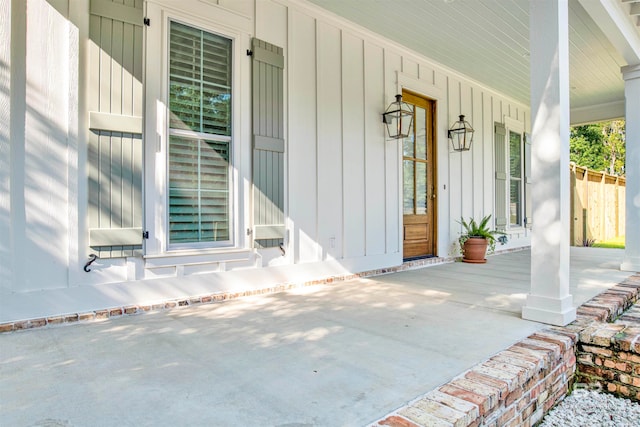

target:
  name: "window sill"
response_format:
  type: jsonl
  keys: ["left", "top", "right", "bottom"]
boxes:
{"left": 143, "top": 248, "right": 254, "bottom": 267}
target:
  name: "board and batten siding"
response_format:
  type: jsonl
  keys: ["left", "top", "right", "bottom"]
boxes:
{"left": 256, "top": 0, "right": 529, "bottom": 261}
{"left": 1, "top": 0, "right": 80, "bottom": 291}
{"left": 87, "top": 0, "right": 144, "bottom": 258}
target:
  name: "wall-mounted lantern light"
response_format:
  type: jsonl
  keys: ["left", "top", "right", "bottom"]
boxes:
{"left": 382, "top": 94, "right": 414, "bottom": 139}
{"left": 448, "top": 114, "right": 474, "bottom": 151}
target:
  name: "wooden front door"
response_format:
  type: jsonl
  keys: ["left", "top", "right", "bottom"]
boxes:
{"left": 402, "top": 91, "right": 437, "bottom": 260}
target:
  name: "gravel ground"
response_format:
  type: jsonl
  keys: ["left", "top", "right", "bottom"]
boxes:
{"left": 540, "top": 390, "right": 640, "bottom": 427}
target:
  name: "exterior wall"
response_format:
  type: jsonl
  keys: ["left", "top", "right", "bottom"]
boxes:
{"left": 1, "top": 0, "right": 531, "bottom": 296}
{"left": 1, "top": 0, "right": 81, "bottom": 292}
{"left": 0, "top": 0, "right": 12, "bottom": 293}
{"left": 256, "top": 0, "right": 531, "bottom": 266}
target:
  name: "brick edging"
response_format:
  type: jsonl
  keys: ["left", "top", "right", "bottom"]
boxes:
{"left": 370, "top": 273, "right": 640, "bottom": 427}
{"left": 0, "top": 255, "right": 460, "bottom": 333}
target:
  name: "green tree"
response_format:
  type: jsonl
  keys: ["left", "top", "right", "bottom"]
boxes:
{"left": 601, "top": 120, "right": 625, "bottom": 176}
{"left": 569, "top": 120, "right": 625, "bottom": 176}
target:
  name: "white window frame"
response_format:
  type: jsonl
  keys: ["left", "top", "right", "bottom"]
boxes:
{"left": 503, "top": 117, "right": 525, "bottom": 231}
{"left": 143, "top": 1, "right": 249, "bottom": 256}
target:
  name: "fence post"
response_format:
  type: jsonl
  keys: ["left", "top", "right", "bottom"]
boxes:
{"left": 570, "top": 164, "right": 576, "bottom": 245}
{"left": 600, "top": 171, "right": 606, "bottom": 241}
{"left": 583, "top": 167, "right": 589, "bottom": 243}
{"left": 615, "top": 175, "right": 619, "bottom": 237}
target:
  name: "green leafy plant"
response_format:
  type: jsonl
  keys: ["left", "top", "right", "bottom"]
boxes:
{"left": 457, "top": 215, "right": 506, "bottom": 256}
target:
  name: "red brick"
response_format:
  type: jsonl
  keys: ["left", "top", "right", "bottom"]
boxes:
{"left": 47, "top": 316, "right": 64, "bottom": 325}
{"left": 531, "top": 331, "right": 574, "bottom": 353}
{"left": 614, "top": 327, "right": 640, "bottom": 352}
{"left": 517, "top": 394, "right": 531, "bottom": 411}
{"left": 497, "top": 407, "right": 516, "bottom": 426}
{"left": 577, "top": 306, "right": 609, "bottom": 322}
{"left": 377, "top": 415, "right": 420, "bottom": 427}
{"left": 508, "top": 345, "right": 551, "bottom": 368}
{"left": 64, "top": 314, "right": 79, "bottom": 322}
{"left": 424, "top": 390, "right": 480, "bottom": 421}
{"left": 591, "top": 324, "right": 626, "bottom": 346}
{"left": 124, "top": 306, "right": 138, "bottom": 315}
{"left": 516, "top": 339, "right": 560, "bottom": 361}
{"left": 615, "top": 361, "right": 630, "bottom": 372}
{"left": 201, "top": 296, "right": 213, "bottom": 303}
{"left": 0, "top": 323, "right": 14, "bottom": 333}
{"left": 505, "top": 387, "right": 523, "bottom": 406}
{"left": 483, "top": 360, "right": 528, "bottom": 385}
{"left": 94, "top": 310, "right": 109, "bottom": 319}
{"left": 78, "top": 312, "right": 95, "bottom": 321}
{"left": 619, "top": 385, "right": 631, "bottom": 396}
{"left": 529, "top": 381, "right": 545, "bottom": 400}
{"left": 499, "top": 350, "right": 544, "bottom": 371}
{"left": 543, "top": 395, "right": 559, "bottom": 412}
{"left": 465, "top": 371, "right": 510, "bottom": 397}
{"left": 580, "top": 344, "right": 613, "bottom": 357}
{"left": 439, "top": 384, "right": 491, "bottom": 416}
{"left": 15, "top": 318, "right": 46, "bottom": 329}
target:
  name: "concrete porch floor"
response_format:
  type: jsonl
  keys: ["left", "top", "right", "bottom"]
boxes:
{"left": 0, "top": 248, "right": 634, "bottom": 426}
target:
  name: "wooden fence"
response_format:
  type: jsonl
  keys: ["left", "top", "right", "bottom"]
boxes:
{"left": 570, "top": 163, "right": 625, "bottom": 246}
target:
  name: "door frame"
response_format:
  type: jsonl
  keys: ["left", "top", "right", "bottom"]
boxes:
{"left": 401, "top": 89, "right": 438, "bottom": 259}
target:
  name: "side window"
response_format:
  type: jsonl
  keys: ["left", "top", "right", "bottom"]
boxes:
{"left": 167, "top": 21, "right": 233, "bottom": 247}
{"left": 495, "top": 121, "right": 527, "bottom": 231}
{"left": 509, "top": 131, "right": 523, "bottom": 227}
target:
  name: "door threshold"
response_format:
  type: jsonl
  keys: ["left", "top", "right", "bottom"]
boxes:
{"left": 403, "top": 255, "right": 436, "bottom": 262}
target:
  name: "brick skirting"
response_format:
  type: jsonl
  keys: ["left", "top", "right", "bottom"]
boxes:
{"left": 0, "top": 255, "right": 458, "bottom": 333}
{"left": 371, "top": 274, "right": 640, "bottom": 427}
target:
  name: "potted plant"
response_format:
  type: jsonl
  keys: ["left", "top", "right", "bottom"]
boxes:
{"left": 458, "top": 215, "right": 505, "bottom": 263}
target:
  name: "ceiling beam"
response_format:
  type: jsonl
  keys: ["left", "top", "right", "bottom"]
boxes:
{"left": 578, "top": 0, "right": 640, "bottom": 64}
{"left": 570, "top": 100, "right": 625, "bottom": 125}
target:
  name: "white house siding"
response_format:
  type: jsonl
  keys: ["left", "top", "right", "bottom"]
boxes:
{"left": 1, "top": 0, "right": 80, "bottom": 293}
{"left": 0, "top": 0, "right": 12, "bottom": 293}
{"left": 1, "top": 0, "right": 531, "bottom": 297}
{"left": 260, "top": 0, "right": 532, "bottom": 264}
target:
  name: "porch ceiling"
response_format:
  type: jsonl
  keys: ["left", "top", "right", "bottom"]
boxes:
{"left": 307, "top": 0, "right": 640, "bottom": 124}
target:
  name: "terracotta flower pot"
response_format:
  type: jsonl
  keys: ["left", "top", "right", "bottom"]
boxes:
{"left": 462, "top": 237, "right": 488, "bottom": 263}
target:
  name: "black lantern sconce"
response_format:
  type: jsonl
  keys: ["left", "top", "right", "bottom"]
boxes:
{"left": 448, "top": 114, "right": 474, "bottom": 151}
{"left": 382, "top": 94, "right": 414, "bottom": 139}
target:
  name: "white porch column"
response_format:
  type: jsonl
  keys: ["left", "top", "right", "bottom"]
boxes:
{"left": 522, "top": 0, "right": 576, "bottom": 326}
{"left": 621, "top": 64, "right": 640, "bottom": 272}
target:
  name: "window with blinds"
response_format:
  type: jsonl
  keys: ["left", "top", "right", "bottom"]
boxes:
{"left": 168, "top": 21, "right": 232, "bottom": 245}
{"left": 509, "top": 131, "right": 523, "bottom": 226}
